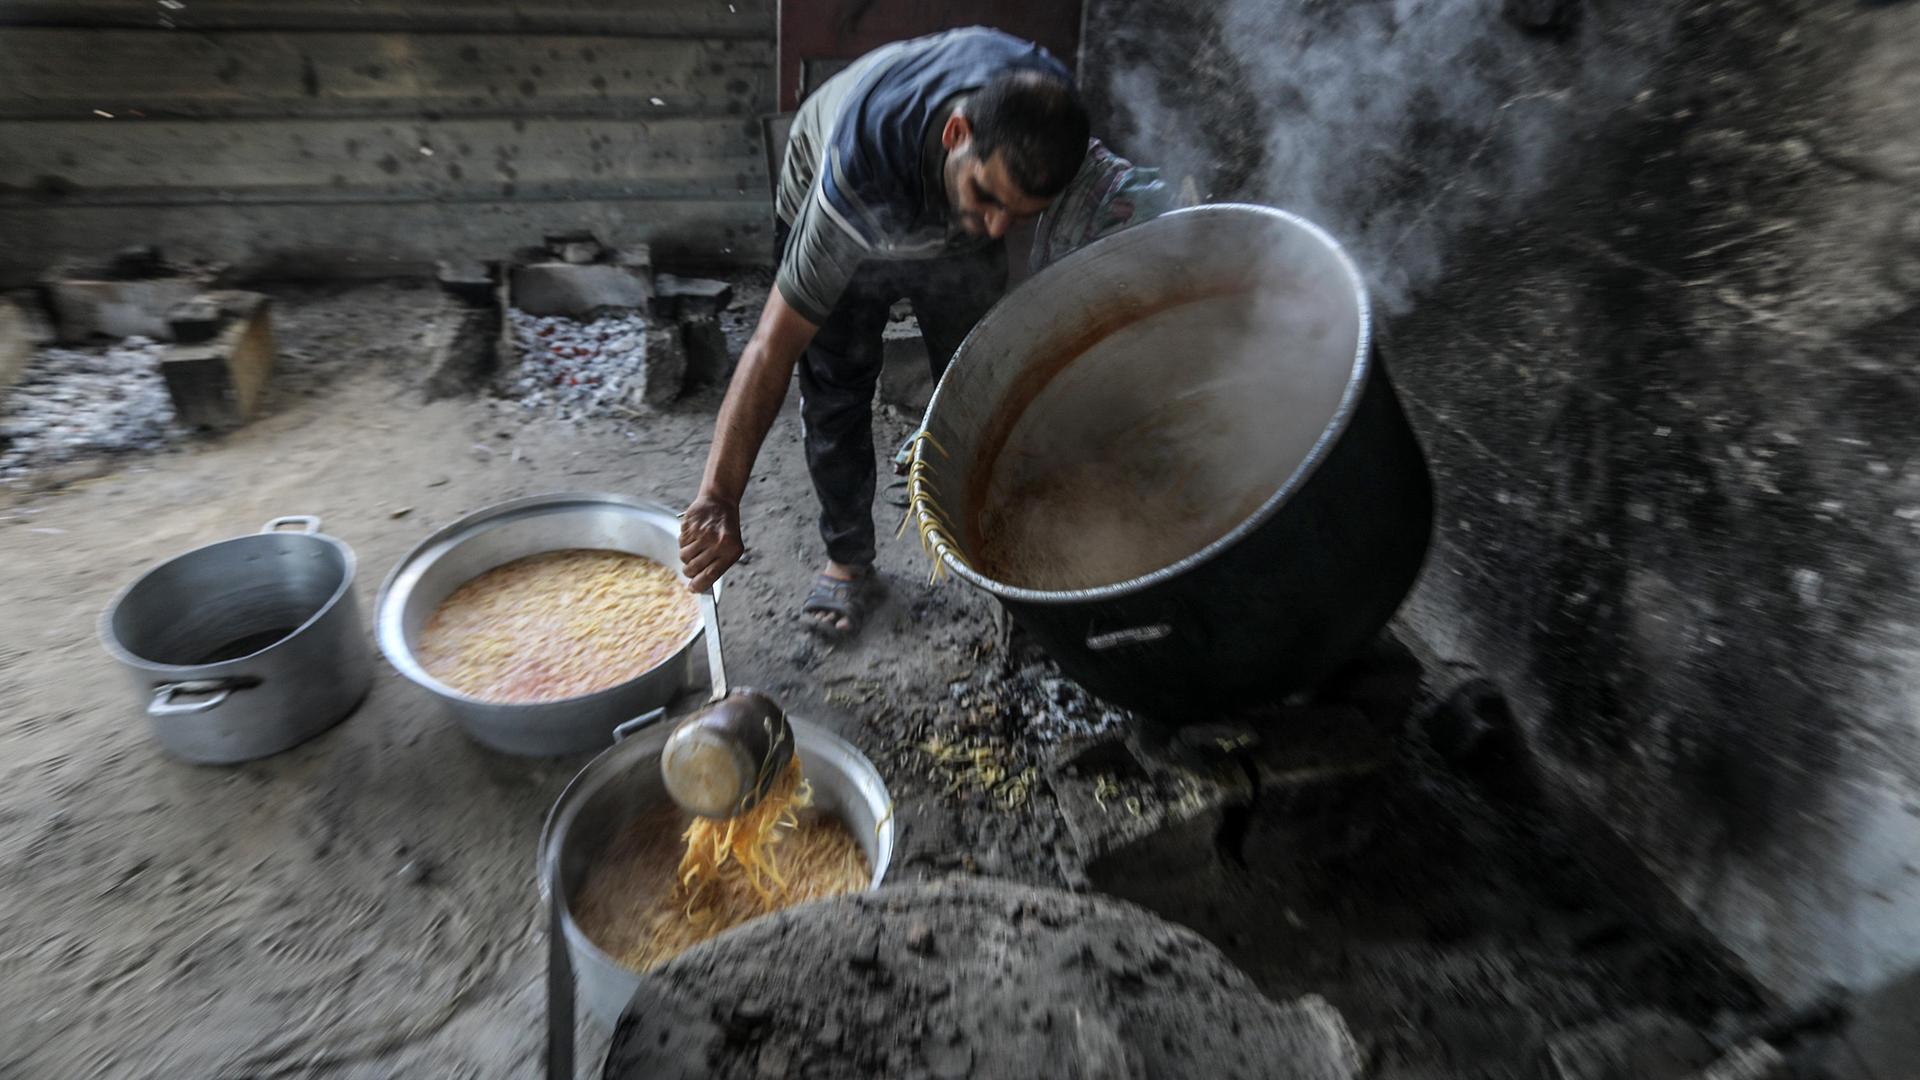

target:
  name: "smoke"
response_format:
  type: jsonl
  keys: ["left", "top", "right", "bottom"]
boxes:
{"left": 1091, "top": 0, "right": 1678, "bottom": 312}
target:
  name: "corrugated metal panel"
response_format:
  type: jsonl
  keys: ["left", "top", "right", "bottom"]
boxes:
{"left": 0, "top": 2, "right": 776, "bottom": 283}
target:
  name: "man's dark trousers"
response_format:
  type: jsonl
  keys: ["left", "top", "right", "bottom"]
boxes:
{"left": 777, "top": 223, "right": 1007, "bottom": 569}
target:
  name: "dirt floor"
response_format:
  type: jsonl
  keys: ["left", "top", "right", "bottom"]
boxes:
{"left": 0, "top": 278, "right": 1004, "bottom": 1078}
{"left": 0, "top": 281, "right": 1783, "bottom": 1079}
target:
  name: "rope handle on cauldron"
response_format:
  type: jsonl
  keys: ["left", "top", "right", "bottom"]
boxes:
{"left": 895, "top": 430, "right": 971, "bottom": 584}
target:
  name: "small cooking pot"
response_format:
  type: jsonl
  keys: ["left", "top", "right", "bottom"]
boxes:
{"left": 100, "top": 515, "right": 371, "bottom": 764}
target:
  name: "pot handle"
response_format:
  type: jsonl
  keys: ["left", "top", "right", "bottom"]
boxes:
{"left": 612, "top": 707, "right": 667, "bottom": 742}
{"left": 1086, "top": 623, "right": 1174, "bottom": 651}
{"left": 149, "top": 680, "right": 236, "bottom": 716}
{"left": 262, "top": 515, "right": 321, "bottom": 535}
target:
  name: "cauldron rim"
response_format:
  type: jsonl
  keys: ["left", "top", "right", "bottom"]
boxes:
{"left": 915, "top": 203, "right": 1373, "bottom": 606}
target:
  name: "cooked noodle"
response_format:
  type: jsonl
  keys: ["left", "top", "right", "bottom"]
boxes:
{"left": 416, "top": 549, "right": 694, "bottom": 704}
{"left": 574, "top": 758, "right": 870, "bottom": 972}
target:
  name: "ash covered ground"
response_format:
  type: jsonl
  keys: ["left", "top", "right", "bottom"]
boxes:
{"left": 0, "top": 337, "right": 180, "bottom": 481}
{"left": 0, "top": 275, "right": 1790, "bottom": 1079}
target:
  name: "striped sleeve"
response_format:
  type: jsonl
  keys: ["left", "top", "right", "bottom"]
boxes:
{"left": 775, "top": 183, "right": 869, "bottom": 326}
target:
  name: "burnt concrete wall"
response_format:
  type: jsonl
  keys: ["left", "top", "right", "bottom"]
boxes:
{"left": 0, "top": 0, "right": 776, "bottom": 284}
{"left": 1082, "top": 0, "right": 1920, "bottom": 1006}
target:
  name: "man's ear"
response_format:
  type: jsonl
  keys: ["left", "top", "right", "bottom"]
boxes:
{"left": 941, "top": 110, "right": 971, "bottom": 152}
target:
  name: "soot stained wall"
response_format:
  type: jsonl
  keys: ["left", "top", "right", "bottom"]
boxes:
{"left": 1081, "top": 0, "right": 1920, "bottom": 1004}
{"left": 0, "top": 0, "right": 777, "bottom": 284}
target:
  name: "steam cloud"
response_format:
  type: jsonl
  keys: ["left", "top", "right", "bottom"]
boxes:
{"left": 1094, "top": 0, "right": 1677, "bottom": 312}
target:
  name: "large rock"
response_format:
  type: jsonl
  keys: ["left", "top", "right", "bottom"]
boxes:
{"left": 606, "top": 877, "right": 1363, "bottom": 1080}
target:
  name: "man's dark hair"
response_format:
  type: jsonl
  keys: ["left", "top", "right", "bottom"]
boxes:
{"left": 966, "top": 69, "right": 1091, "bottom": 199}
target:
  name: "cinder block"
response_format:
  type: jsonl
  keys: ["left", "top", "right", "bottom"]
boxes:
{"left": 43, "top": 275, "right": 207, "bottom": 343}
{"left": 159, "top": 292, "right": 273, "bottom": 428}
{"left": 510, "top": 262, "right": 652, "bottom": 319}
{"left": 680, "top": 312, "right": 731, "bottom": 390}
{"left": 637, "top": 325, "right": 686, "bottom": 408}
{"left": 653, "top": 273, "right": 734, "bottom": 319}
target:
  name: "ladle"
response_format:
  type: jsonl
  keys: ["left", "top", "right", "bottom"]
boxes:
{"left": 659, "top": 585, "right": 793, "bottom": 818}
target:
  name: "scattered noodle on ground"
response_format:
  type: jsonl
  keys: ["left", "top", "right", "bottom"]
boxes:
{"left": 574, "top": 758, "right": 870, "bottom": 972}
{"left": 416, "top": 549, "right": 694, "bottom": 704}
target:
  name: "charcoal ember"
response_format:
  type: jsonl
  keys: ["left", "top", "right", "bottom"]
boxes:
{"left": 504, "top": 308, "right": 666, "bottom": 419}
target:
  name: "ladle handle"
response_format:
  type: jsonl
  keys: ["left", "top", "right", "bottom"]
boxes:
{"left": 545, "top": 861, "right": 574, "bottom": 1080}
{"left": 700, "top": 587, "right": 727, "bottom": 701}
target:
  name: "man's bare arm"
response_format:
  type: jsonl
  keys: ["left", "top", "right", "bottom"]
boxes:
{"left": 679, "top": 287, "right": 819, "bottom": 592}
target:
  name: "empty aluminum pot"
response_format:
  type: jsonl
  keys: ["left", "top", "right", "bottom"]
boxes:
{"left": 99, "top": 516, "right": 371, "bottom": 764}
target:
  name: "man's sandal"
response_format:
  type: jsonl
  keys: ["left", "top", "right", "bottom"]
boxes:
{"left": 800, "top": 570, "right": 885, "bottom": 639}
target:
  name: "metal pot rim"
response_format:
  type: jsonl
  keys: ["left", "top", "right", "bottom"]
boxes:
{"left": 373, "top": 491, "right": 708, "bottom": 708}
{"left": 916, "top": 203, "right": 1374, "bottom": 606}
{"left": 536, "top": 716, "right": 893, "bottom": 969}
{"left": 98, "top": 527, "right": 359, "bottom": 675}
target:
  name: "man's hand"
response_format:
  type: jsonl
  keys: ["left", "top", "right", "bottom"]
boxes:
{"left": 680, "top": 493, "right": 744, "bottom": 593}
{"left": 677, "top": 286, "right": 818, "bottom": 593}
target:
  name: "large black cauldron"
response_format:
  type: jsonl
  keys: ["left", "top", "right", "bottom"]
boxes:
{"left": 908, "top": 205, "right": 1432, "bottom": 719}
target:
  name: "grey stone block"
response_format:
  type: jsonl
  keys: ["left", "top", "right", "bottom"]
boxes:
{"left": 680, "top": 312, "right": 731, "bottom": 390}
{"left": 638, "top": 325, "right": 686, "bottom": 408}
{"left": 654, "top": 273, "right": 735, "bottom": 319}
{"left": 43, "top": 274, "right": 208, "bottom": 343}
{"left": 159, "top": 293, "right": 274, "bottom": 429}
{"left": 509, "top": 262, "right": 652, "bottom": 319}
